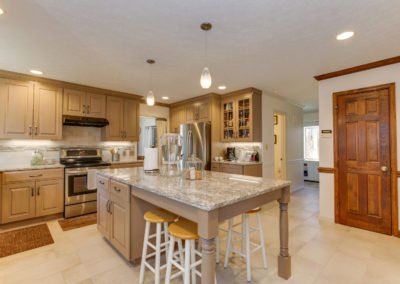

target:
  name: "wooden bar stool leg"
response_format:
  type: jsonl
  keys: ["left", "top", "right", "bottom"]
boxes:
{"left": 184, "top": 239, "right": 191, "bottom": 284}
{"left": 139, "top": 221, "right": 150, "bottom": 284}
{"left": 223, "top": 219, "right": 233, "bottom": 268}
{"left": 165, "top": 235, "right": 175, "bottom": 284}
{"left": 191, "top": 240, "right": 197, "bottom": 284}
{"left": 257, "top": 212, "right": 268, "bottom": 269}
{"left": 244, "top": 214, "right": 252, "bottom": 282}
{"left": 155, "top": 223, "right": 162, "bottom": 284}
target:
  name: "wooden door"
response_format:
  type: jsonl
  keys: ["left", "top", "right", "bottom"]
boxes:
{"left": 1, "top": 182, "right": 36, "bottom": 223}
{"left": 33, "top": 84, "right": 63, "bottom": 140}
{"left": 221, "top": 98, "right": 236, "bottom": 141}
{"left": 35, "top": 179, "right": 64, "bottom": 217}
{"left": 336, "top": 86, "right": 392, "bottom": 234}
{"left": 104, "top": 96, "right": 124, "bottom": 140}
{"left": 110, "top": 200, "right": 130, "bottom": 259}
{"left": 124, "top": 99, "right": 139, "bottom": 141}
{"left": 63, "top": 89, "right": 86, "bottom": 116}
{"left": 0, "top": 79, "right": 34, "bottom": 139}
{"left": 86, "top": 93, "right": 106, "bottom": 118}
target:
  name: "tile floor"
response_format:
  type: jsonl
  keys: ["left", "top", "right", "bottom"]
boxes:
{"left": 0, "top": 182, "right": 399, "bottom": 283}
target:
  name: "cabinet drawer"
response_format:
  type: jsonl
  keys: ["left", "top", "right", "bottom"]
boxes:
{"left": 97, "top": 175, "right": 110, "bottom": 197}
{"left": 220, "top": 164, "right": 243, "bottom": 175}
{"left": 3, "top": 168, "right": 64, "bottom": 184}
{"left": 211, "top": 163, "right": 220, "bottom": 172}
{"left": 110, "top": 180, "right": 130, "bottom": 204}
{"left": 110, "top": 162, "right": 143, "bottom": 169}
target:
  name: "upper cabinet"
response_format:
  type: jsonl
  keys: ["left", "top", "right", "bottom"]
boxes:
{"left": 103, "top": 97, "right": 139, "bottom": 141}
{"left": 185, "top": 99, "right": 210, "bottom": 123}
{"left": 170, "top": 106, "right": 186, "bottom": 133}
{"left": 0, "top": 79, "right": 62, "bottom": 140}
{"left": 221, "top": 88, "right": 262, "bottom": 142}
{"left": 63, "top": 89, "right": 106, "bottom": 118}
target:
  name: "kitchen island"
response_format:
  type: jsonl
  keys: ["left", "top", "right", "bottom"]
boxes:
{"left": 97, "top": 167, "right": 291, "bottom": 283}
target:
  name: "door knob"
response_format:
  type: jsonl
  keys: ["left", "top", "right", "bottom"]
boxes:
{"left": 381, "top": 166, "right": 389, "bottom": 172}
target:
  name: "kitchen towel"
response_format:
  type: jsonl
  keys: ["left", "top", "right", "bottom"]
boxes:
{"left": 144, "top": 148, "right": 159, "bottom": 171}
{"left": 87, "top": 169, "right": 97, "bottom": 190}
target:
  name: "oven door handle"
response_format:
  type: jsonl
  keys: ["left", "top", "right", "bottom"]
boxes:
{"left": 65, "top": 171, "right": 88, "bottom": 175}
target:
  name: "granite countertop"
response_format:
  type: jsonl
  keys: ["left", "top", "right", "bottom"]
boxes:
{"left": 97, "top": 168, "right": 290, "bottom": 211}
{"left": 212, "top": 160, "right": 263, "bottom": 166}
{"left": 106, "top": 160, "right": 143, "bottom": 165}
{"left": 0, "top": 163, "right": 65, "bottom": 172}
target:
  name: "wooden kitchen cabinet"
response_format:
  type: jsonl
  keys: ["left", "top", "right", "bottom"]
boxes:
{"left": 103, "top": 96, "right": 139, "bottom": 141}
{"left": 35, "top": 179, "right": 64, "bottom": 217}
{"left": 63, "top": 89, "right": 106, "bottom": 118}
{"left": 211, "top": 162, "right": 263, "bottom": 177}
{"left": 0, "top": 168, "right": 64, "bottom": 224}
{"left": 185, "top": 99, "right": 211, "bottom": 123}
{"left": 97, "top": 177, "right": 132, "bottom": 260}
{"left": 221, "top": 88, "right": 262, "bottom": 142}
{"left": 170, "top": 106, "right": 186, "bottom": 133}
{"left": 0, "top": 79, "right": 62, "bottom": 140}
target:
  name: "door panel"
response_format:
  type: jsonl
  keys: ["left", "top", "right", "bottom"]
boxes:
{"left": 34, "top": 84, "right": 63, "bottom": 139}
{"left": 86, "top": 93, "right": 106, "bottom": 118}
{"left": 105, "top": 96, "right": 124, "bottom": 140}
{"left": 63, "top": 89, "right": 85, "bottom": 116}
{"left": 97, "top": 193, "right": 110, "bottom": 238}
{"left": 110, "top": 201, "right": 130, "bottom": 258}
{"left": 1, "top": 182, "right": 36, "bottom": 223}
{"left": 35, "top": 179, "right": 64, "bottom": 217}
{"left": 124, "top": 99, "right": 138, "bottom": 141}
{"left": 0, "top": 79, "right": 34, "bottom": 139}
{"left": 337, "top": 87, "right": 392, "bottom": 234}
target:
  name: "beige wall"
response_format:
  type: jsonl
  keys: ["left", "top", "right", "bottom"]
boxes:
{"left": 318, "top": 63, "right": 400, "bottom": 229}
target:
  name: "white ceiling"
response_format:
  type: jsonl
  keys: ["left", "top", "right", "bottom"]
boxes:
{"left": 1, "top": 0, "right": 400, "bottom": 111}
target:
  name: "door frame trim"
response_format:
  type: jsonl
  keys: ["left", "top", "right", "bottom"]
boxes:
{"left": 333, "top": 83, "right": 399, "bottom": 236}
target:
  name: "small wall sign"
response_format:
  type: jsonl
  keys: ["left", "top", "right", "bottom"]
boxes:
{"left": 320, "top": 129, "right": 333, "bottom": 138}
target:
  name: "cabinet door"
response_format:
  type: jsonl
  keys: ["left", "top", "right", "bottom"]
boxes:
{"left": 0, "top": 79, "right": 34, "bottom": 139}
{"left": 33, "top": 84, "right": 63, "bottom": 140}
{"left": 235, "top": 95, "right": 252, "bottom": 142}
{"left": 104, "top": 96, "right": 124, "bottom": 140}
{"left": 63, "top": 89, "right": 86, "bottom": 116}
{"left": 185, "top": 104, "right": 197, "bottom": 123}
{"left": 197, "top": 101, "right": 210, "bottom": 121}
{"left": 86, "top": 93, "right": 106, "bottom": 118}
{"left": 124, "top": 99, "right": 139, "bottom": 141}
{"left": 170, "top": 107, "right": 186, "bottom": 133}
{"left": 97, "top": 192, "right": 110, "bottom": 238}
{"left": 110, "top": 200, "right": 130, "bottom": 259}
{"left": 35, "top": 179, "right": 64, "bottom": 217}
{"left": 1, "top": 182, "right": 36, "bottom": 223}
{"left": 221, "top": 99, "right": 235, "bottom": 141}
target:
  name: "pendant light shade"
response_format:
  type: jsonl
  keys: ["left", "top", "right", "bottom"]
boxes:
{"left": 200, "top": 67, "right": 212, "bottom": 89}
{"left": 146, "top": 90, "right": 155, "bottom": 106}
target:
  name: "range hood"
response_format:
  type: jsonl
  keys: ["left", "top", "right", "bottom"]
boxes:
{"left": 62, "top": 115, "right": 109, "bottom": 128}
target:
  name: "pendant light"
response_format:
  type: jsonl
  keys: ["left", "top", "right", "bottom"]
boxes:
{"left": 200, "top": 22, "right": 212, "bottom": 89}
{"left": 146, "top": 59, "right": 155, "bottom": 106}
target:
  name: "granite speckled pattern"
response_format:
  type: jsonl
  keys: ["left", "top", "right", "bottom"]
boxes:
{"left": 0, "top": 163, "right": 65, "bottom": 172}
{"left": 97, "top": 168, "right": 290, "bottom": 211}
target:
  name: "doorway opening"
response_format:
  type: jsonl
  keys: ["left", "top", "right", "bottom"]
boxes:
{"left": 274, "top": 112, "right": 286, "bottom": 180}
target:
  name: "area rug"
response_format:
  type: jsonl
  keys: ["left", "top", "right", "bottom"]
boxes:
{"left": 0, "top": 224, "right": 54, "bottom": 258}
{"left": 58, "top": 213, "right": 97, "bottom": 231}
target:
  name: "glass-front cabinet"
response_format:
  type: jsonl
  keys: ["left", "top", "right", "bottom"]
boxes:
{"left": 221, "top": 89, "right": 262, "bottom": 142}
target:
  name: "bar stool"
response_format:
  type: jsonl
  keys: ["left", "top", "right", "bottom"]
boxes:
{"left": 139, "top": 209, "right": 178, "bottom": 284}
{"left": 223, "top": 208, "right": 268, "bottom": 282}
{"left": 165, "top": 218, "right": 207, "bottom": 284}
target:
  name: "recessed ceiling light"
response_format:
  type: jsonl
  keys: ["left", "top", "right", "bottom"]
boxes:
{"left": 161, "top": 96, "right": 169, "bottom": 100}
{"left": 30, "top": 69, "right": 43, "bottom": 75}
{"left": 336, "top": 31, "right": 354, "bottom": 41}
{"left": 0, "top": 8, "right": 4, "bottom": 15}
{"left": 218, "top": 86, "right": 227, "bottom": 90}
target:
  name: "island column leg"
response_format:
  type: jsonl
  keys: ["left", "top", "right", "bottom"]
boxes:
{"left": 278, "top": 186, "right": 291, "bottom": 279}
{"left": 200, "top": 238, "right": 216, "bottom": 284}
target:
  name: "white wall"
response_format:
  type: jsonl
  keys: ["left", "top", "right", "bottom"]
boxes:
{"left": 262, "top": 94, "right": 304, "bottom": 192}
{"left": 318, "top": 63, "right": 400, "bottom": 229}
{"left": 303, "top": 111, "right": 319, "bottom": 126}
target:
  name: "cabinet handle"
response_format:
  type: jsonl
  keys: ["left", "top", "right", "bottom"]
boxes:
{"left": 82, "top": 105, "right": 86, "bottom": 114}
{"left": 37, "top": 186, "right": 40, "bottom": 196}
{"left": 106, "top": 200, "right": 110, "bottom": 213}
{"left": 99, "top": 180, "right": 105, "bottom": 185}
{"left": 31, "top": 187, "right": 35, "bottom": 197}
{"left": 113, "top": 186, "right": 121, "bottom": 192}
{"left": 29, "top": 126, "right": 32, "bottom": 136}
{"left": 29, "top": 174, "right": 43, "bottom": 178}
{"left": 87, "top": 105, "right": 90, "bottom": 114}
{"left": 34, "top": 126, "right": 38, "bottom": 136}
{"left": 109, "top": 201, "right": 113, "bottom": 215}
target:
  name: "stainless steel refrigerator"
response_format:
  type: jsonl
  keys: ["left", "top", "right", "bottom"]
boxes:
{"left": 180, "top": 122, "right": 211, "bottom": 170}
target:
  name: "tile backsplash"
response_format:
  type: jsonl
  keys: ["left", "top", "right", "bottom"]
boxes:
{"left": 0, "top": 126, "right": 137, "bottom": 165}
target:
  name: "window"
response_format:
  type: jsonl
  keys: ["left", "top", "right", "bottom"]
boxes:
{"left": 304, "top": 126, "right": 319, "bottom": 161}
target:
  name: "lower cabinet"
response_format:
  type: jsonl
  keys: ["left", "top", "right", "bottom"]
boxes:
{"left": 1, "top": 169, "right": 64, "bottom": 224}
{"left": 109, "top": 162, "right": 143, "bottom": 169}
{"left": 97, "top": 176, "right": 132, "bottom": 260}
{"left": 211, "top": 162, "right": 263, "bottom": 177}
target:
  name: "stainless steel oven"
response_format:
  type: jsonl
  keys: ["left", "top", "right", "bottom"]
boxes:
{"left": 61, "top": 148, "right": 110, "bottom": 218}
